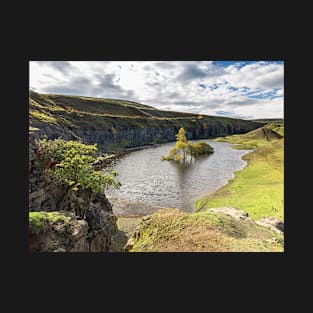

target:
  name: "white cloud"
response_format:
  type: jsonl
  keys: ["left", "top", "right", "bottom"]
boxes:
{"left": 29, "top": 61, "right": 284, "bottom": 119}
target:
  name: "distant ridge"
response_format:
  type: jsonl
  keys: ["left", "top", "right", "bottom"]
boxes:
{"left": 29, "top": 92, "right": 263, "bottom": 152}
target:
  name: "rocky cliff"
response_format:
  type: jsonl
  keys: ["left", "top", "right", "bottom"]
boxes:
{"left": 29, "top": 92, "right": 263, "bottom": 153}
{"left": 29, "top": 132, "right": 117, "bottom": 252}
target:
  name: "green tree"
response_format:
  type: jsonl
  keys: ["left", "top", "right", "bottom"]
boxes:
{"left": 162, "top": 127, "right": 214, "bottom": 162}
{"left": 175, "top": 127, "right": 188, "bottom": 143}
{"left": 37, "top": 139, "right": 120, "bottom": 193}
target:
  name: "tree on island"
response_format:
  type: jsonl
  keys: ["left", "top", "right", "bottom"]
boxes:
{"left": 161, "top": 127, "right": 214, "bottom": 162}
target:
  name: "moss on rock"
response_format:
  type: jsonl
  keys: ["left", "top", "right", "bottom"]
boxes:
{"left": 29, "top": 211, "right": 71, "bottom": 234}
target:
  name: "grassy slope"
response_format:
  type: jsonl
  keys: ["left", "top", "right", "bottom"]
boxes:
{"left": 127, "top": 209, "right": 283, "bottom": 252}
{"left": 196, "top": 124, "right": 284, "bottom": 220}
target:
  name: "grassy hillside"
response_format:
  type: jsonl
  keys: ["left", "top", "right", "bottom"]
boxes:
{"left": 30, "top": 91, "right": 198, "bottom": 119}
{"left": 125, "top": 208, "right": 283, "bottom": 252}
{"left": 29, "top": 91, "right": 262, "bottom": 152}
{"left": 196, "top": 123, "right": 284, "bottom": 220}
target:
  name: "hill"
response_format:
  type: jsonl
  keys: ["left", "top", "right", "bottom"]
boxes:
{"left": 29, "top": 91, "right": 262, "bottom": 152}
{"left": 122, "top": 208, "right": 283, "bottom": 252}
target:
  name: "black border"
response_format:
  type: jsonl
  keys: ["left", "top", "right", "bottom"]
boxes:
{"left": 7, "top": 27, "right": 299, "bottom": 294}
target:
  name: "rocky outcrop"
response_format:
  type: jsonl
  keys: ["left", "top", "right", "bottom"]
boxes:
{"left": 29, "top": 212, "right": 89, "bottom": 252}
{"left": 256, "top": 218, "right": 284, "bottom": 233}
{"left": 29, "top": 132, "right": 118, "bottom": 252}
{"left": 208, "top": 207, "right": 250, "bottom": 220}
{"left": 33, "top": 121, "right": 258, "bottom": 153}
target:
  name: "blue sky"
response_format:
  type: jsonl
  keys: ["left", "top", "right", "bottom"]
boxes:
{"left": 30, "top": 61, "right": 284, "bottom": 119}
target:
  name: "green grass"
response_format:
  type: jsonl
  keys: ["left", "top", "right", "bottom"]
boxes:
{"left": 29, "top": 110, "right": 58, "bottom": 124}
{"left": 196, "top": 124, "right": 284, "bottom": 221}
{"left": 29, "top": 211, "right": 71, "bottom": 233}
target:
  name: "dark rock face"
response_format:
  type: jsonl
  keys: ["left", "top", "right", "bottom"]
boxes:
{"left": 29, "top": 133, "right": 118, "bottom": 252}
{"left": 32, "top": 119, "right": 260, "bottom": 153}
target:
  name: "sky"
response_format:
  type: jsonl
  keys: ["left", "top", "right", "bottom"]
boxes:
{"left": 29, "top": 61, "right": 284, "bottom": 119}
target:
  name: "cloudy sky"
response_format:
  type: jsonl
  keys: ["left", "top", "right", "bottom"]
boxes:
{"left": 29, "top": 61, "right": 284, "bottom": 119}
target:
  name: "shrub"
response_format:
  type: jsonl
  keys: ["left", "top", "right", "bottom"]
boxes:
{"left": 37, "top": 138, "right": 120, "bottom": 193}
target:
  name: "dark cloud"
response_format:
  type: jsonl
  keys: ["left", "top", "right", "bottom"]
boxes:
{"left": 93, "top": 73, "right": 135, "bottom": 100}
{"left": 168, "top": 92, "right": 180, "bottom": 98}
{"left": 154, "top": 62, "right": 175, "bottom": 69}
{"left": 42, "top": 72, "right": 135, "bottom": 100}
{"left": 177, "top": 64, "right": 207, "bottom": 81}
{"left": 36, "top": 61, "right": 75, "bottom": 75}
{"left": 96, "top": 74, "right": 121, "bottom": 90}
{"left": 226, "top": 98, "right": 262, "bottom": 107}
{"left": 43, "top": 77, "right": 93, "bottom": 95}
{"left": 146, "top": 81, "right": 160, "bottom": 87}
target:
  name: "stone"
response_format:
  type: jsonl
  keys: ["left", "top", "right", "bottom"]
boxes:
{"left": 256, "top": 218, "right": 284, "bottom": 233}
{"left": 208, "top": 207, "right": 250, "bottom": 220}
{"left": 124, "top": 237, "right": 135, "bottom": 252}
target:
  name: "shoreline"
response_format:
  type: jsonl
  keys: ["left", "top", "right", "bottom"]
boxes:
{"left": 195, "top": 136, "right": 284, "bottom": 220}
{"left": 194, "top": 144, "right": 255, "bottom": 212}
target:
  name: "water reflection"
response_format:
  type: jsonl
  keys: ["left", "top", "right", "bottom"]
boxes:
{"left": 171, "top": 155, "right": 211, "bottom": 188}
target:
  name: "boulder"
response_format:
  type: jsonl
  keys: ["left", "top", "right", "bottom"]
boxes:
{"left": 208, "top": 207, "right": 250, "bottom": 220}
{"left": 256, "top": 217, "right": 284, "bottom": 233}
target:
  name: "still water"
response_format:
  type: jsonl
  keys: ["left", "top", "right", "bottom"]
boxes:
{"left": 105, "top": 140, "right": 251, "bottom": 216}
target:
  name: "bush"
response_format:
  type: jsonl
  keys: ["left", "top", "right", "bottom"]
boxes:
{"left": 37, "top": 138, "right": 120, "bottom": 193}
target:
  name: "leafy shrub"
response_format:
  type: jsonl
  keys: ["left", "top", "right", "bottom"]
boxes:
{"left": 37, "top": 138, "right": 120, "bottom": 193}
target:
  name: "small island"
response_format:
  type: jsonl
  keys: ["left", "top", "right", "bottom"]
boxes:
{"left": 162, "top": 127, "right": 214, "bottom": 162}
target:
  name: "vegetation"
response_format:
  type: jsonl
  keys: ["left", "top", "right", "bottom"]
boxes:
{"left": 37, "top": 138, "right": 120, "bottom": 193}
{"left": 29, "top": 211, "right": 71, "bottom": 233}
{"left": 127, "top": 208, "right": 283, "bottom": 252}
{"left": 162, "top": 127, "right": 214, "bottom": 161}
{"left": 196, "top": 123, "right": 284, "bottom": 220}
{"left": 29, "top": 109, "right": 58, "bottom": 124}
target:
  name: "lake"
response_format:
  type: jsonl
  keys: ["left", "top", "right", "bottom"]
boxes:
{"left": 105, "top": 140, "right": 251, "bottom": 216}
